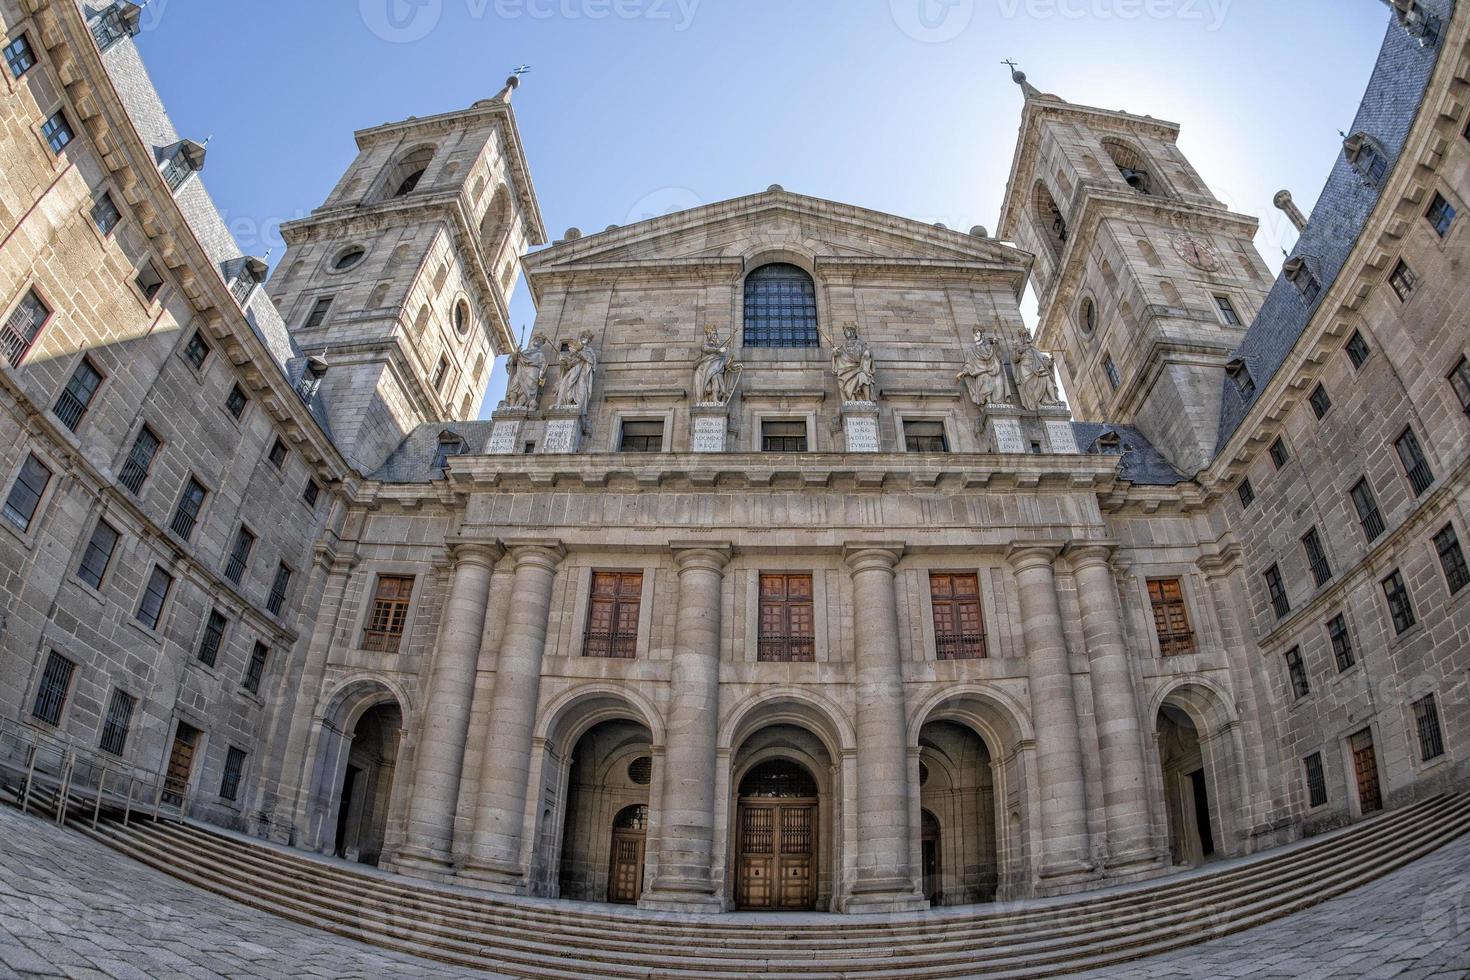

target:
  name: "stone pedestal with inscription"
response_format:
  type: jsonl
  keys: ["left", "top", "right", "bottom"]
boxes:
{"left": 1041, "top": 406, "right": 1080, "bottom": 455}
{"left": 690, "top": 404, "right": 729, "bottom": 454}
{"left": 841, "top": 401, "right": 880, "bottom": 453}
{"left": 538, "top": 407, "right": 582, "bottom": 455}
{"left": 983, "top": 406, "right": 1028, "bottom": 454}
{"left": 487, "top": 407, "right": 529, "bottom": 455}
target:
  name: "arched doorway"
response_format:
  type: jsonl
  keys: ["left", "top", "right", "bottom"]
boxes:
{"left": 1157, "top": 705, "right": 1215, "bottom": 865}
{"left": 917, "top": 720, "right": 998, "bottom": 904}
{"left": 735, "top": 758, "right": 819, "bottom": 911}
{"left": 608, "top": 803, "right": 649, "bottom": 904}
{"left": 333, "top": 701, "right": 401, "bottom": 866}
{"left": 553, "top": 719, "right": 654, "bottom": 903}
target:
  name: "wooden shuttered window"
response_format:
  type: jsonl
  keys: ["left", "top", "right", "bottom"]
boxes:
{"left": 1148, "top": 578, "right": 1195, "bottom": 655}
{"left": 583, "top": 572, "right": 642, "bottom": 659}
{"left": 362, "top": 575, "right": 414, "bottom": 652}
{"left": 757, "top": 573, "right": 814, "bottom": 662}
{"left": 929, "top": 572, "right": 987, "bottom": 660}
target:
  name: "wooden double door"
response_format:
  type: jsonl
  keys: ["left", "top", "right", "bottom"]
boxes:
{"left": 736, "top": 799, "right": 817, "bottom": 910}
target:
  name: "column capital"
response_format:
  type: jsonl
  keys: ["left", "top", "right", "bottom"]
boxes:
{"left": 445, "top": 538, "right": 503, "bottom": 569}
{"left": 670, "top": 540, "right": 734, "bottom": 574}
{"left": 1006, "top": 540, "right": 1064, "bottom": 571}
{"left": 842, "top": 541, "right": 904, "bottom": 574}
{"left": 1063, "top": 540, "right": 1118, "bottom": 571}
{"left": 503, "top": 538, "right": 566, "bottom": 571}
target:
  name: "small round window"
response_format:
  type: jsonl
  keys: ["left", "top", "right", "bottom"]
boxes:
{"left": 333, "top": 247, "right": 365, "bottom": 272}
{"left": 453, "top": 299, "right": 471, "bottom": 336}
{"left": 628, "top": 756, "right": 652, "bottom": 786}
{"left": 1079, "top": 296, "right": 1097, "bottom": 336}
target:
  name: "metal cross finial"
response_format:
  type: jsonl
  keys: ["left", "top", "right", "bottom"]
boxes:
{"left": 1001, "top": 59, "right": 1019, "bottom": 71}
{"left": 511, "top": 65, "right": 532, "bottom": 78}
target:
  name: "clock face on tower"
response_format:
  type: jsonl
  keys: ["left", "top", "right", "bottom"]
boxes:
{"left": 1171, "top": 235, "right": 1221, "bottom": 272}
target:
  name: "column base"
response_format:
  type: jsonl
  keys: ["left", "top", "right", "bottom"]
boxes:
{"left": 1034, "top": 858, "right": 1098, "bottom": 896}
{"left": 638, "top": 879, "right": 724, "bottom": 913}
{"left": 840, "top": 875, "right": 929, "bottom": 914}
{"left": 389, "top": 845, "right": 458, "bottom": 883}
{"left": 1103, "top": 846, "right": 1164, "bottom": 873}
{"left": 456, "top": 859, "right": 527, "bottom": 894}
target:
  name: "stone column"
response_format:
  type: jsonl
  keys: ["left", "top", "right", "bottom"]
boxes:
{"left": 395, "top": 541, "right": 501, "bottom": 874}
{"left": 460, "top": 540, "right": 565, "bottom": 890}
{"left": 1067, "top": 543, "right": 1155, "bottom": 871}
{"left": 641, "top": 542, "right": 731, "bottom": 911}
{"left": 842, "top": 543, "right": 927, "bottom": 912}
{"left": 1008, "top": 542, "right": 1093, "bottom": 884}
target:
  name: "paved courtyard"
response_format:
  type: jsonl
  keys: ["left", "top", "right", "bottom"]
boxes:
{"left": 0, "top": 803, "right": 1466, "bottom": 979}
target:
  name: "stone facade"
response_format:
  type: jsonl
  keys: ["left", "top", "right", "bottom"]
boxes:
{"left": 0, "top": 0, "right": 1466, "bottom": 921}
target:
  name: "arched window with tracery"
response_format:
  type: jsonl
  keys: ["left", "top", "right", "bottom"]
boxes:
{"left": 742, "top": 263, "right": 819, "bottom": 348}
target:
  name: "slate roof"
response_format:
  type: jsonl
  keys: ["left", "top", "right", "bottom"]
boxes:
{"left": 372, "top": 422, "right": 499, "bottom": 483}
{"left": 1072, "top": 422, "right": 1189, "bottom": 486}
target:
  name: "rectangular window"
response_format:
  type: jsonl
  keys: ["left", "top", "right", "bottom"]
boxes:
{"left": 1265, "top": 564, "right": 1290, "bottom": 619}
{"left": 230, "top": 271, "right": 255, "bottom": 305}
{"left": 53, "top": 357, "right": 102, "bottom": 431}
{"left": 219, "top": 746, "right": 247, "bottom": 802}
{"left": 303, "top": 296, "right": 333, "bottom": 329}
{"left": 1389, "top": 259, "right": 1418, "bottom": 302}
{"left": 1269, "top": 437, "right": 1289, "bottom": 469}
{"left": 91, "top": 7, "right": 133, "bottom": 50}
{"left": 929, "top": 572, "right": 987, "bottom": 660}
{"left": 3, "top": 288, "right": 51, "bottom": 366}
{"left": 1382, "top": 569, "right": 1416, "bottom": 635}
{"left": 225, "top": 383, "right": 248, "bottom": 419}
{"left": 1451, "top": 356, "right": 1470, "bottom": 417}
{"left": 136, "top": 564, "right": 173, "bottom": 630}
{"left": 1237, "top": 478, "right": 1255, "bottom": 509}
{"left": 267, "top": 437, "right": 288, "bottom": 469}
{"left": 362, "top": 575, "right": 414, "bottom": 653}
{"left": 223, "top": 525, "right": 253, "bottom": 585}
{"left": 134, "top": 261, "right": 163, "bottom": 302}
{"left": 3, "top": 453, "right": 52, "bottom": 532}
{"left": 761, "top": 420, "right": 807, "bottom": 453}
{"left": 432, "top": 356, "right": 449, "bottom": 392}
{"left": 303, "top": 479, "right": 320, "bottom": 508}
{"left": 197, "top": 609, "right": 227, "bottom": 668}
{"left": 242, "top": 641, "right": 269, "bottom": 694}
{"left": 582, "top": 571, "right": 643, "bottom": 659}
{"left": 31, "top": 651, "right": 74, "bottom": 726}
{"left": 1327, "top": 613, "right": 1355, "bottom": 672}
{"left": 1345, "top": 330, "right": 1371, "bottom": 370}
{"left": 41, "top": 111, "right": 73, "bottom": 154}
{"left": 1103, "top": 354, "right": 1121, "bottom": 391}
{"left": 1434, "top": 524, "right": 1469, "bottom": 595}
{"left": 183, "top": 331, "right": 211, "bottom": 370}
{"left": 618, "top": 420, "right": 664, "bottom": 453}
{"left": 160, "top": 151, "right": 191, "bottom": 192}
{"left": 1302, "top": 527, "right": 1332, "bottom": 588}
{"left": 1148, "top": 578, "right": 1196, "bottom": 655}
{"left": 904, "top": 420, "right": 949, "bottom": 453}
{"left": 1412, "top": 694, "right": 1446, "bottom": 762}
{"left": 76, "top": 519, "right": 119, "bottom": 590}
{"left": 1426, "top": 192, "right": 1457, "bottom": 237}
{"left": 1350, "top": 478, "right": 1385, "bottom": 542}
{"left": 118, "top": 425, "right": 160, "bottom": 495}
{"left": 267, "top": 563, "right": 292, "bottom": 615}
{"left": 1308, "top": 384, "right": 1332, "bottom": 420}
{"left": 98, "top": 689, "right": 135, "bottom": 756}
{"left": 1394, "top": 427, "right": 1434, "bottom": 497}
{"left": 91, "top": 192, "right": 121, "bottom": 235}
{"left": 757, "top": 573, "right": 815, "bottom": 662}
{"left": 1214, "top": 295, "right": 1241, "bottom": 325}
{"left": 1285, "top": 647, "right": 1310, "bottom": 700}
{"left": 1304, "top": 752, "right": 1327, "bottom": 808}
{"left": 3, "top": 33, "right": 35, "bottom": 77}
{"left": 170, "top": 478, "right": 206, "bottom": 540}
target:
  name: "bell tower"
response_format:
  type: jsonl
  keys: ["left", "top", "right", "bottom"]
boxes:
{"left": 997, "top": 68, "right": 1271, "bottom": 475}
{"left": 267, "top": 74, "right": 546, "bottom": 474}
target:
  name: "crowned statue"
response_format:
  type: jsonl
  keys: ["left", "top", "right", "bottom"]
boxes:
{"left": 693, "top": 324, "right": 741, "bottom": 405}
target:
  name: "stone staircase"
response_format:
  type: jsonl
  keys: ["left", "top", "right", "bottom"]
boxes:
{"left": 41, "top": 793, "right": 1470, "bottom": 978}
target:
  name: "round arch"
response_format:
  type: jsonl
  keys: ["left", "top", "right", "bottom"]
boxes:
{"left": 1148, "top": 677, "right": 1238, "bottom": 737}
{"left": 907, "top": 686, "right": 1033, "bottom": 756}
{"left": 318, "top": 673, "right": 414, "bottom": 736}
{"left": 719, "top": 687, "right": 855, "bottom": 761}
{"left": 1150, "top": 677, "right": 1246, "bottom": 862}
{"left": 537, "top": 682, "right": 666, "bottom": 751}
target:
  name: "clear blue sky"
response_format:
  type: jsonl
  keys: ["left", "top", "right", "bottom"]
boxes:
{"left": 134, "top": 0, "right": 1391, "bottom": 414}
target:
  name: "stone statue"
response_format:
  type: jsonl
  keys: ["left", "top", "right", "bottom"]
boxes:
{"left": 554, "top": 331, "right": 598, "bottom": 409}
{"left": 1012, "top": 328, "right": 1061, "bottom": 411}
{"left": 693, "top": 324, "right": 741, "bottom": 405}
{"left": 500, "top": 333, "right": 549, "bottom": 410}
{"left": 957, "top": 331, "right": 1009, "bottom": 409}
{"left": 832, "top": 323, "right": 875, "bottom": 403}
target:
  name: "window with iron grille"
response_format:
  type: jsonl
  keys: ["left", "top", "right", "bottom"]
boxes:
{"left": 3, "top": 289, "right": 50, "bottom": 366}
{"left": 761, "top": 420, "right": 807, "bottom": 453}
{"left": 1304, "top": 752, "right": 1327, "bottom": 808}
{"left": 225, "top": 383, "right": 248, "bottom": 419}
{"left": 302, "top": 479, "right": 320, "bottom": 508}
{"left": 758, "top": 573, "right": 815, "bottom": 662}
{"left": 3, "top": 453, "right": 51, "bottom": 532}
{"left": 182, "top": 331, "right": 211, "bottom": 370}
{"left": 267, "top": 437, "right": 288, "bottom": 469}
{"left": 1350, "top": 478, "right": 1385, "bottom": 542}
{"left": 219, "top": 746, "right": 247, "bottom": 802}
{"left": 41, "top": 111, "right": 72, "bottom": 154}
{"left": 1382, "top": 569, "right": 1416, "bottom": 635}
{"left": 197, "top": 609, "right": 227, "bottom": 668}
{"left": 1269, "top": 437, "right": 1289, "bottom": 469}
{"left": 242, "top": 642, "right": 268, "bottom": 694}
{"left": 4, "top": 33, "right": 35, "bottom": 77}
{"left": 1394, "top": 427, "right": 1433, "bottom": 496}
{"left": 160, "top": 150, "right": 192, "bottom": 192}
{"left": 904, "top": 420, "right": 949, "bottom": 453}
{"left": 1214, "top": 295, "right": 1241, "bottom": 326}
{"left": 1434, "top": 524, "right": 1469, "bottom": 595}
{"left": 1237, "top": 478, "right": 1255, "bottom": 509}
{"left": 1327, "top": 613, "right": 1355, "bottom": 672}
{"left": 98, "top": 688, "right": 135, "bottom": 756}
{"left": 170, "top": 478, "right": 206, "bottom": 540}
{"left": 136, "top": 565, "right": 172, "bottom": 630}
{"left": 743, "top": 264, "right": 819, "bottom": 348}
{"left": 31, "top": 651, "right": 74, "bottom": 726}
{"left": 1308, "top": 384, "right": 1332, "bottom": 420}
{"left": 1345, "top": 330, "right": 1371, "bottom": 369}
{"left": 1265, "top": 564, "right": 1290, "bottom": 619}
{"left": 77, "top": 519, "right": 119, "bottom": 590}
{"left": 363, "top": 575, "right": 414, "bottom": 652}
{"left": 583, "top": 571, "right": 642, "bottom": 659}
{"left": 1412, "top": 694, "right": 1445, "bottom": 762}
{"left": 117, "top": 425, "right": 160, "bottom": 495}
{"left": 619, "top": 420, "right": 663, "bottom": 453}
{"left": 221, "top": 526, "right": 252, "bottom": 586}
{"left": 1449, "top": 357, "right": 1470, "bottom": 417}
{"left": 53, "top": 357, "right": 102, "bottom": 431}
{"left": 1426, "top": 192, "right": 1457, "bottom": 237}
{"left": 1148, "top": 578, "right": 1196, "bottom": 655}
{"left": 91, "top": 192, "right": 121, "bottom": 235}
{"left": 929, "top": 572, "right": 987, "bottom": 660}
{"left": 1284, "top": 647, "right": 1310, "bottom": 700}
{"left": 267, "top": 563, "right": 292, "bottom": 615}
{"left": 303, "top": 296, "right": 333, "bottom": 329}
{"left": 91, "top": 6, "right": 133, "bottom": 49}
{"left": 1302, "top": 527, "right": 1332, "bottom": 588}
{"left": 1103, "top": 354, "right": 1121, "bottom": 391}
{"left": 1389, "top": 259, "right": 1418, "bottom": 302}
